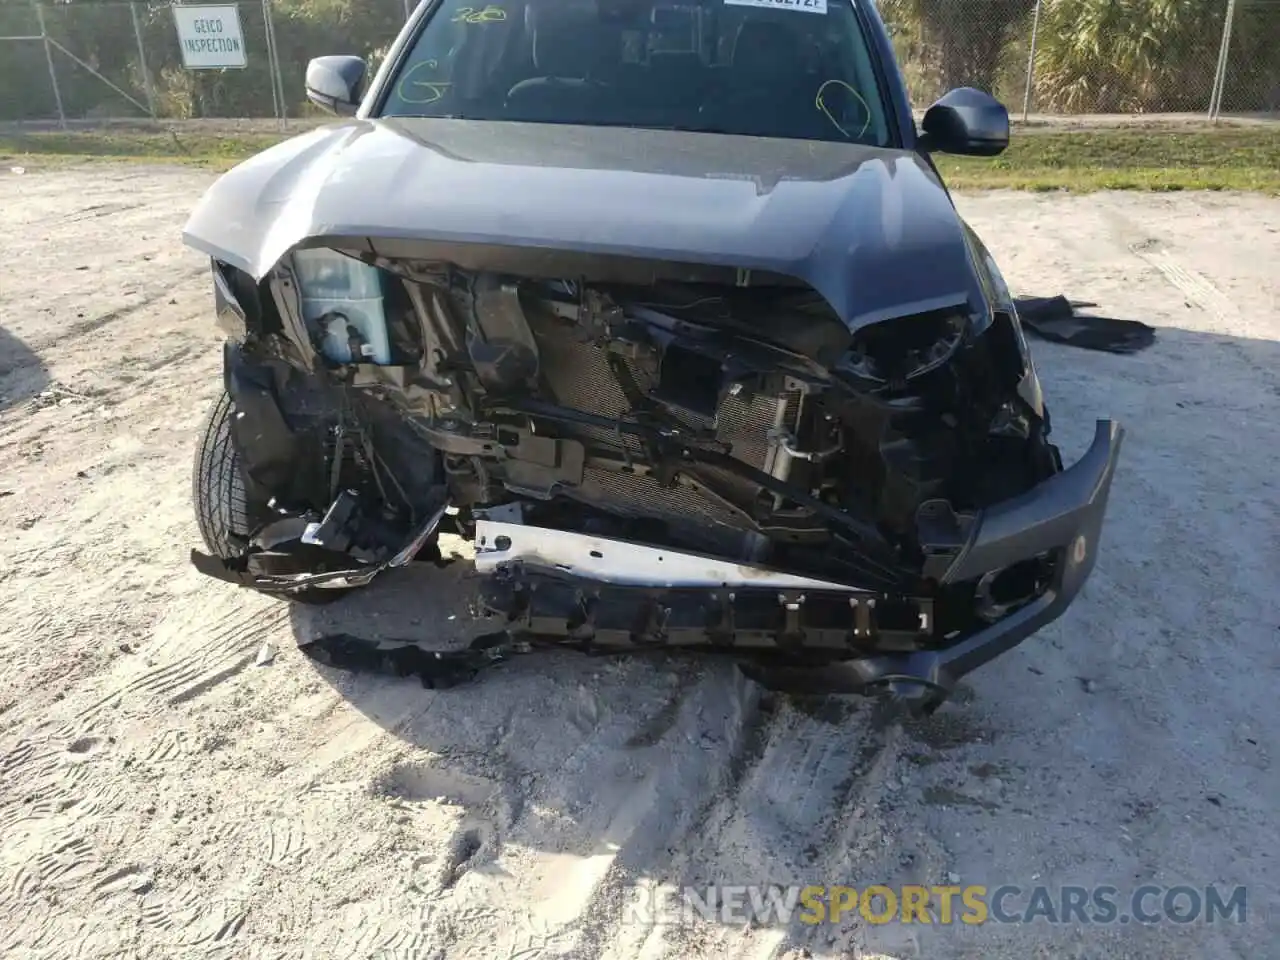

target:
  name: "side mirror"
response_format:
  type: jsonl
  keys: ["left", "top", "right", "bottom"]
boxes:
{"left": 919, "top": 87, "right": 1009, "bottom": 157}
{"left": 305, "top": 55, "right": 367, "bottom": 116}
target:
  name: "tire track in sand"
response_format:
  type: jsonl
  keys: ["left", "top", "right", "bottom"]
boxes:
{"left": 4, "top": 833, "right": 103, "bottom": 903}
{"left": 140, "top": 884, "right": 249, "bottom": 949}
{"left": 0, "top": 587, "right": 283, "bottom": 958}
{"left": 481, "top": 664, "right": 769, "bottom": 958}
{"left": 1109, "top": 214, "right": 1280, "bottom": 399}
{"left": 582, "top": 695, "right": 906, "bottom": 960}
{"left": 56, "top": 589, "right": 287, "bottom": 738}
{"left": 1, "top": 589, "right": 281, "bottom": 837}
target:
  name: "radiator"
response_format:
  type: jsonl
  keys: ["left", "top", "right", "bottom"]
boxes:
{"left": 531, "top": 317, "right": 800, "bottom": 538}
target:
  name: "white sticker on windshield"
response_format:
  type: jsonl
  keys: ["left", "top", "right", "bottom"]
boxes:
{"left": 724, "top": 0, "right": 827, "bottom": 13}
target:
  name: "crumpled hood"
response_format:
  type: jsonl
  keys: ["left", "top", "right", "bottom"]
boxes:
{"left": 182, "top": 117, "right": 985, "bottom": 330}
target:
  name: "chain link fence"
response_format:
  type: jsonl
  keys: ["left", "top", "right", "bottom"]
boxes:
{"left": 0, "top": 0, "right": 409, "bottom": 122}
{"left": 1, "top": 0, "right": 1277, "bottom": 124}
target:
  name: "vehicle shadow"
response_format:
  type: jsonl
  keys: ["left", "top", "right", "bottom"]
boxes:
{"left": 0, "top": 324, "right": 50, "bottom": 411}
{"left": 286, "top": 321, "right": 1280, "bottom": 953}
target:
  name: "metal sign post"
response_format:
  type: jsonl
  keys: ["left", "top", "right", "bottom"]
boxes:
{"left": 34, "top": 0, "right": 66, "bottom": 128}
{"left": 129, "top": 2, "right": 158, "bottom": 118}
{"left": 1207, "top": 0, "right": 1238, "bottom": 121}
{"left": 1021, "top": 0, "right": 1042, "bottom": 122}
{"left": 261, "top": 0, "right": 286, "bottom": 128}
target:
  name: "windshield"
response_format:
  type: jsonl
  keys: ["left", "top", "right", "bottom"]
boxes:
{"left": 377, "top": 0, "right": 893, "bottom": 147}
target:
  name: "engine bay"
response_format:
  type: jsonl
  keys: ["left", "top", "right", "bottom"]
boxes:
{"left": 210, "top": 246, "right": 1062, "bottom": 611}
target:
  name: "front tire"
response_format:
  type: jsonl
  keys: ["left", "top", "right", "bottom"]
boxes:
{"left": 192, "top": 390, "right": 347, "bottom": 605}
{"left": 193, "top": 390, "right": 255, "bottom": 558}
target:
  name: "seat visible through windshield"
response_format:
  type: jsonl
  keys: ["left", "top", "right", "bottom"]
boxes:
{"left": 379, "top": 0, "right": 892, "bottom": 147}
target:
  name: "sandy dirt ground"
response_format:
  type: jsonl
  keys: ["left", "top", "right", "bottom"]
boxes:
{"left": 0, "top": 166, "right": 1277, "bottom": 960}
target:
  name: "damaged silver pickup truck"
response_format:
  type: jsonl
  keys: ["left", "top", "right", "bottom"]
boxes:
{"left": 182, "top": 0, "right": 1123, "bottom": 712}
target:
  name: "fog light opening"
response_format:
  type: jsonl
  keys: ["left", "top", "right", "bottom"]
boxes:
{"left": 975, "top": 555, "right": 1051, "bottom": 622}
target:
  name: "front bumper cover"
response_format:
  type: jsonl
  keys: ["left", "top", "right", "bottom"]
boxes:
{"left": 744, "top": 422, "right": 1124, "bottom": 708}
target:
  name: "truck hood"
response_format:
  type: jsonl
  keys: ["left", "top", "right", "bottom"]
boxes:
{"left": 182, "top": 117, "right": 985, "bottom": 330}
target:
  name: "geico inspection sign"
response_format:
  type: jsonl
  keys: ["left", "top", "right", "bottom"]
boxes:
{"left": 172, "top": 5, "right": 247, "bottom": 69}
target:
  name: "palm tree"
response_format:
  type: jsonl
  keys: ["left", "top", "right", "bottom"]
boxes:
{"left": 879, "top": 0, "right": 1034, "bottom": 104}
{"left": 1031, "top": 0, "right": 1224, "bottom": 112}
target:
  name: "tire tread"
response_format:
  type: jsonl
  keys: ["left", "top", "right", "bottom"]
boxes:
{"left": 192, "top": 390, "right": 254, "bottom": 559}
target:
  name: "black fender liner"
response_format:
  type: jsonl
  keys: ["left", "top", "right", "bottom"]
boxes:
{"left": 222, "top": 340, "right": 319, "bottom": 512}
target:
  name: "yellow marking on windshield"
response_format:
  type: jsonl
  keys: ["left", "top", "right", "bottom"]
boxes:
{"left": 452, "top": 5, "right": 506, "bottom": 23}
{"left": 815, "top": 79, "right": 871, "bottom": 141}
{"left": 397, "top": 58, "right": 452, "bottom": 105}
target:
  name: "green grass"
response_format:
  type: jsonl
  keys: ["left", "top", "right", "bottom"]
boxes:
{"left": 0, "top": 128, "right": 293, "bottom": 169}
{"left": 3, "top": 124, "right": 1279, "bottom": 192}
{"left": 940, "top": 127, "right": 1280, "bottom": 193}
